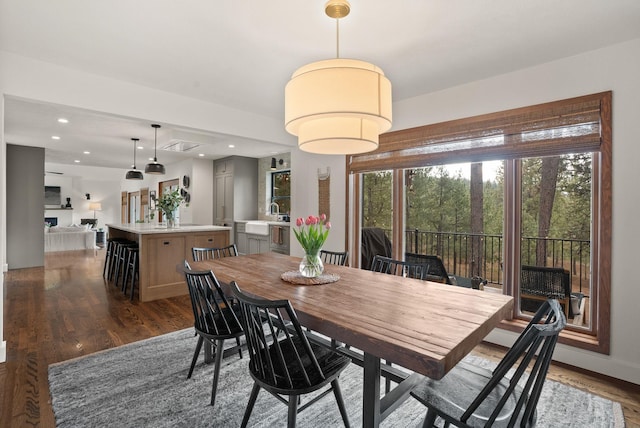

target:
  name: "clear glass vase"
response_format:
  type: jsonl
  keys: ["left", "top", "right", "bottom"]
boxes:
{"left": 165, "top": 213, "right": 176, "bottom": 228}
{"left": 299, "top": 251, "right": 324, "bottom": 278}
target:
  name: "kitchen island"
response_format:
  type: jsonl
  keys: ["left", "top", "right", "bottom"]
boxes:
{"left": 106, "top": 223, "right": 231, "bottom": 302}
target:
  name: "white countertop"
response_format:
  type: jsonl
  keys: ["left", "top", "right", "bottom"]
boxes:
{"left": 106, "top": 223, "right": 232, "bottom": 234}
{"left": 235, "top": 220, "right": 291, "bottom": 226}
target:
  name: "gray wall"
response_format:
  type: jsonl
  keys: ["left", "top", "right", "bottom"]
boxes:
{"left": 7, "top": 144, "right": 44, "bottom": 268}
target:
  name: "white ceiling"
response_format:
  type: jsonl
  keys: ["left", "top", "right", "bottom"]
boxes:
{"left": 3, "top": 0, "right": 640, "bottom": 172}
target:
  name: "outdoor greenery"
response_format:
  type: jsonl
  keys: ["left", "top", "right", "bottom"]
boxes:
{"left": 363, "top": 155, "right": 591, "bottom": 242}
{"left": 362, "top": 154, "right": 592, "bottom": 281}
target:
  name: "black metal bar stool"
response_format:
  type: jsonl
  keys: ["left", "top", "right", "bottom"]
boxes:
{"left": 113, "top": 241, "right": 137, "bottom": 288}
{"left": 103, "top": 237, "right": 128, "bottom": 279}
{"left": 122, "top": 247, "right": 139, "bottom": 300}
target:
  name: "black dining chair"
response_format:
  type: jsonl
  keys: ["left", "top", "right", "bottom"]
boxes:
{"left": 520, "top": 265, "right": 572, "bottom": 319}
{"left": 182, "top": 266, "right": 244, "bottom": 407}
{"left": 320, "top": 249, "right": 349, "bottom": 266}
{"left": 192, "top": 244, "right": 238, "bottom": 261}
{"left": 404, "top": 252, "right": 453, "bottom": 284}
{"left": 371, "top": 254, "right": 429, "bottom": 280}
{"left": 411, "top": 299, "right": 566, "bottom": 427}
{"left": 230, "top": 281, "right": 351, "bottom": 428}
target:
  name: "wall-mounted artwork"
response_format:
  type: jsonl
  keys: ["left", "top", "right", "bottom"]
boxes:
{"left": 45, "top": 185, "right": 62, "bottom": 208}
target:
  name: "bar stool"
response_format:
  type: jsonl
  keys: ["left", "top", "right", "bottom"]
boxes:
{"left": 103, "top": 237, "right": 128, "bottom": 279}
{"left": 122, "top": 247, "right": 139, "bottom": 300}
{"left": 113, "top": 242, "right": 137, "bottom": 288}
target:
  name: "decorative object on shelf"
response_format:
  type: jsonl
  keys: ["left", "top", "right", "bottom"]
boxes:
{"left": 281, "top": 270, "right": 340, "bottom": 285}
{"left": 151, "top": 189, "right": 186, "bottom": 228}
{"left": 145, "top": 124, "right": 165, "bottom": 175}
{"left": 65, "top": 197, "right": 72, "bottom": 208}
{"left": 293, "top": 214, "right": 331, "bottom": 278}
{"left": 126, "top": 137, "right": 144, "bottom": 180}
{"left": 284, "top": 0, "right": 392, "bottom": 155}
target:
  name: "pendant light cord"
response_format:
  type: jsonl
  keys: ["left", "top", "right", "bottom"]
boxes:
{"left": 336, "top": 18, "right": 340, "bottom": 58}
{"left": 132, "top": 137, "right": 139, "bottom": 168}
{"left": 153, "top": 126, "right": 158, "bottom": 161}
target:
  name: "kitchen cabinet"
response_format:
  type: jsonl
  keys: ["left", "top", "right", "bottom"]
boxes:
{"left": 235, "top": 222, "right": 248, "bottom": 254}
{"left": 247, "top": 233, "right": 270, "bottom": 254}
{"left": 270, "top": 225, "right": 290, "bottom": 255}
{"left": 214, "top": 157, "right": 258, "bottom": 227}
{"left": 107, "top": 224, "right": 230, "bottom": 301}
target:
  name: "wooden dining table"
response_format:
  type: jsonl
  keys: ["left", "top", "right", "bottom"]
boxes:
{"left": 190, "top": 252, "right": 513, "bottom": 427}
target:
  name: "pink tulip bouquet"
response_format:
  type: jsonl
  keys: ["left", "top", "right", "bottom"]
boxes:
{"left": 293, "top": 214, "right": 331, "bottom": 255}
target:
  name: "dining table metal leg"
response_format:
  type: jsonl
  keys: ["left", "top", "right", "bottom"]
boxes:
{"left": 363, "top": 352, "right": 382, "bottom": 427}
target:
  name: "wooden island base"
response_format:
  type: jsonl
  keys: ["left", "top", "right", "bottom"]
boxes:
{"left": 107, "top": 224, "right": 231, "bottom": 301}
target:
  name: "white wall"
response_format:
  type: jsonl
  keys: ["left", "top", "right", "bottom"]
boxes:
{"left": 119, "top": 158, "right": 214, "bottom": 226}
{"left": 290, "top": 151, "right": 347, "bottom": 258}
{"left": 45, "top": 164, "right": 126, "bottom": 228}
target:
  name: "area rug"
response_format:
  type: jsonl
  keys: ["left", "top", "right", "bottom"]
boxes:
{"left": 48, "top": 329, "right": 625, "bottom": 427}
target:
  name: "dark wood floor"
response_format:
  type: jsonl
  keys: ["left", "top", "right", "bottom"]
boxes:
{"left": 1, "top": 250, "right": 639, "bottom": 427}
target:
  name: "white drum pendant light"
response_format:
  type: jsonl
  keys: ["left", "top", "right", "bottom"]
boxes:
{"left": 285, "top": 0, "right": 392, "bottom": 155}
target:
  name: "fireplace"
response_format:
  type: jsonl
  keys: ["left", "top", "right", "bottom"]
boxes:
{"left": 45, "top": 217, "right": 58, "bottom": 226}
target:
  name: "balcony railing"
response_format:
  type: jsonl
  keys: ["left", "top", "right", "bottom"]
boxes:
{"left": 379, "top": 228, "right": 591, "bottom": 293}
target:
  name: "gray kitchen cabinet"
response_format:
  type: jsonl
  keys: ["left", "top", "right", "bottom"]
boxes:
{"left": 247, "top": 234, "right": 270, "bottom": 254}
{"left": 235, "top": 222, "right": 248, "bottom": 255}
{"left": 213, "top": 157, "right": 258, "bottom": 227}
{"left": 270, "top": 225, "right": 290, "bottom": 255}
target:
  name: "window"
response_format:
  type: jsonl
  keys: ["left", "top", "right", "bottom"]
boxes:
{"left": 348, "top": 92, "right": 612, "bottom": 354}
{"left": 271, "top": 170, "right": 291, "bottom": 216}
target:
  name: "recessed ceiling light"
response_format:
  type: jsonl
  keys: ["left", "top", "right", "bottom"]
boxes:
{"left": 83, "top": 151, "right": 90, "bottom": 154}
{"left": 57, "top": 118, "right": 69, "bottom": 124}
{"left": 148, "top": 157, "right": 154, "bottom": 161}
{"left": 198, "top": 153, "right": 205, "bottom": 157}
{"left": 51, "top": 136, "right": 60, "bottom": 140}
{"left": 137, "top": 146, "right": 143, "bottom": 150}
{"left": 74, "top": 160, "right": 80, "bottom": 163}
{"left": 228, "top": 144, "right": 235, "bottom": 148}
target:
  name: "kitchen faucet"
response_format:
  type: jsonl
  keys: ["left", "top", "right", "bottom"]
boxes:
{"left": 269, "top": 201, "right": 280, "bottom": 220}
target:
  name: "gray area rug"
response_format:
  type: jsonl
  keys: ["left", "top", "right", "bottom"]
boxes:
{"left": 48, "top": 328, "right": 625, "bottom": 427}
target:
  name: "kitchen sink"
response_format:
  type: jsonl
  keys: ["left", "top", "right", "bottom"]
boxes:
{"left": 245, "top": 221, "right": 270, "bottom": 235}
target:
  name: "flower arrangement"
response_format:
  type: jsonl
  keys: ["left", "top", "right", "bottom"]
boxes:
{"left": 150, "top": 190, "right": 187, "bottom": 224}
{"left": 293, "top": 214, "right": 331, "bottom": 255}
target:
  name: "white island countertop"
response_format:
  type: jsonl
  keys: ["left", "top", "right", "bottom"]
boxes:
{"left": 106, "top": 223, "right": 232, "bottom": 235}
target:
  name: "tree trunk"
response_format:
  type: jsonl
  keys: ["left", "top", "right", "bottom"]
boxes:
{"left": 536, "top": 157, "right": 561, "bottom": 266}
{"left": 470, "top": 163, "right": 484, "bottom": 276}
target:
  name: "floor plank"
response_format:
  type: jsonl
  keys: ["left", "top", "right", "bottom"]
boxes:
{"left": 1, "top": 249, "right": 638, "bottom": 427}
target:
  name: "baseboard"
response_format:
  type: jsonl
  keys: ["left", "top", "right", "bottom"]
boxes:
{"left": 486, "top": 329, "right": 640, "bottom": 386}
{"left": 0, "top": 341, "right": 6, "bottom": 363}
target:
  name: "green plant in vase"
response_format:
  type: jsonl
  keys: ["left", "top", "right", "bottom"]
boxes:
{"left": 150, "top": 189, "right": 186, "bottom": 228}
{"left": 293, "top": 214, "right": 331, "bottom": 277}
